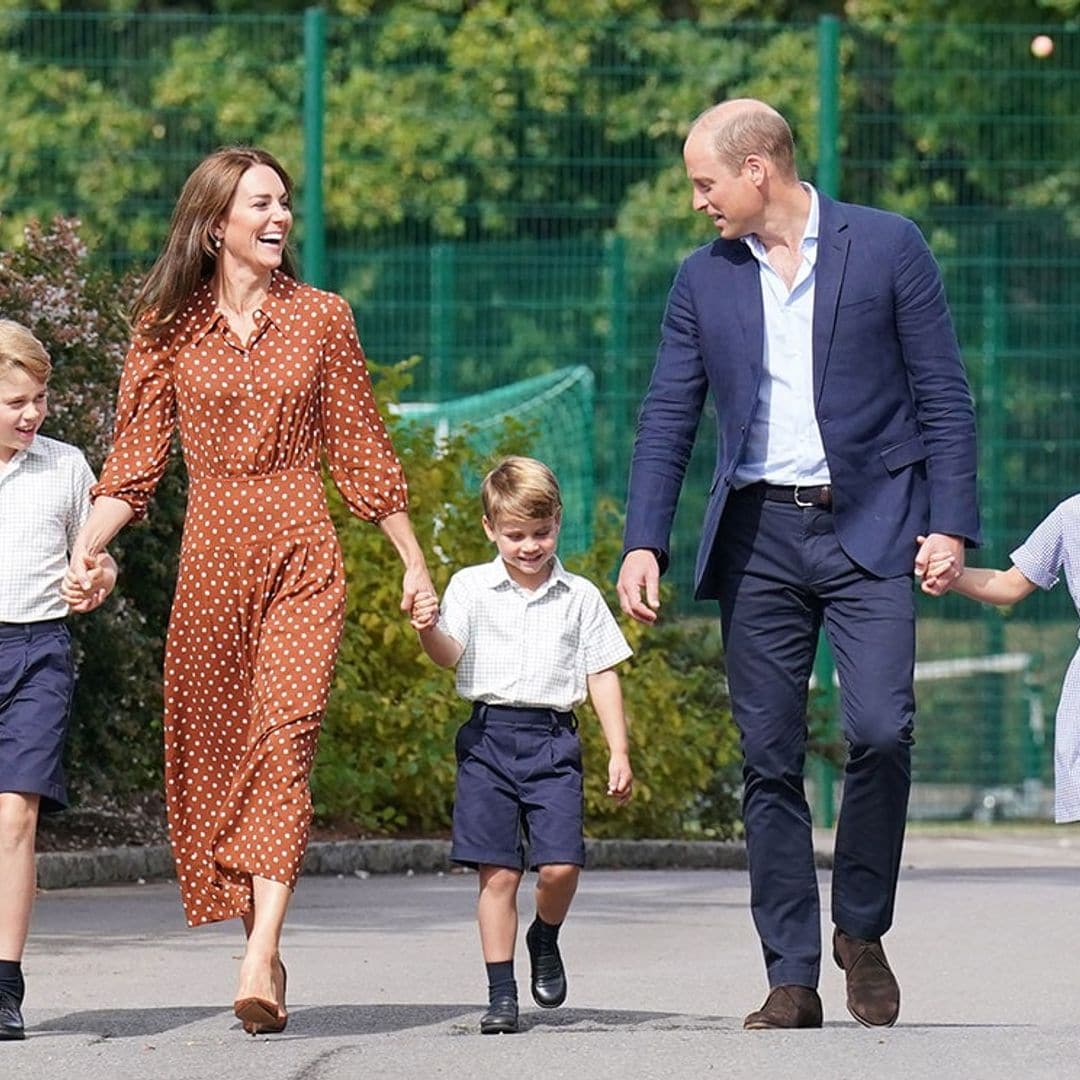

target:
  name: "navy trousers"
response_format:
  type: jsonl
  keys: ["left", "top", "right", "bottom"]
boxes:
{"left": 715, "top": 487, "right": 915, "bottom": 989}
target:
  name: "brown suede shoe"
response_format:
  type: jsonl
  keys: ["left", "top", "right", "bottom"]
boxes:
{"left": 743, "top": 985, "right": 823, "bottom": 1029}
{"left": 833, "top": 927, "right": 901, "bottom": 1027}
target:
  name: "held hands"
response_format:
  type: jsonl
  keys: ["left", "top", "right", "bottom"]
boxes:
{"left": 914, "top": 533, "right": 965, "bottom": 596}
{"left": 617, "top": 549, "right": 661, "bottom": 624}
{"left": 607, "top": 753, "right": 634, "bottom": 805}
{"left": 410, "top": 589, "right": 440, "bottom": 633}
{"left": 61, "top": 552, "right": 117, "bottom": 614}
{"left": 400, "top": 562, "right": 435, "bottom": 621}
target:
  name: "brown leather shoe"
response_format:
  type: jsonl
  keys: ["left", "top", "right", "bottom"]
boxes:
{"left": 743, "top": 985, "right": 823, "bottom": 1029}
{"left": 833, "top": 927, "right": 900, "bottom": 1027}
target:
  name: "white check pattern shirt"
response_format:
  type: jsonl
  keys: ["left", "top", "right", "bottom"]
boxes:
{"left": 0, "top": 434, "right": 96, "bottom": 622}
{"left": 1011, "top": 493, "right": 1080, "bottom": 822}
{"left": 438, "top": 555, "right": 633, "bottom": 711}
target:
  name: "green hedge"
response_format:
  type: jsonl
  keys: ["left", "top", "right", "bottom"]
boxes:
{"left": 2, "top": 220, "right": 742, "bottom": 839}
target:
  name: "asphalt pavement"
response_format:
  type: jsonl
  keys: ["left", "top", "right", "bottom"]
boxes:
{"left": 8, "top": 829, "right": 1080, "bottom": 1080}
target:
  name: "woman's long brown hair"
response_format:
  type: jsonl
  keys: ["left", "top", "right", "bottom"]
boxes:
{"left": 131, "top": 146, "right": 298, "bottom": 339}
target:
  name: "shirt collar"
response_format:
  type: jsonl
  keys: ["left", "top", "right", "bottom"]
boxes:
{"left": 186, "top": 270, "right": 298, "bottom": 346}
{"left": 0, "top": 437, "right": 44, "bottom": 482}
{"left": 484, "top": 553, "right": 571, "bottom": 596}
{"left": 741, "top": 182, "right": 820, "bottom": 260}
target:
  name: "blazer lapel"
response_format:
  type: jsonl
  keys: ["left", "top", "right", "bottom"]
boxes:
{"left": 725, "top": 242, "right": 764, "bottom": 377}
{"left": 812, "top": 196, "right": 850, "bottom": 405}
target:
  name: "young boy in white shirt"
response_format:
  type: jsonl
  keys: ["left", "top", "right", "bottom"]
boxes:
{"left": 412, "top": 455, "right": 633, "bottom": 1034}
{"left": 0, "top": 320, "right": 117, "bottom": 1040}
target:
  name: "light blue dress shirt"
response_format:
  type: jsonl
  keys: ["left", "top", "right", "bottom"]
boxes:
{"left": 733, "top": 184, "right": 831, "bottom": 488}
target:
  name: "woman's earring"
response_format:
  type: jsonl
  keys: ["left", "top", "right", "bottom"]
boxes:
{"left": 212, "top": 235, "right": 222, "bottom": 251}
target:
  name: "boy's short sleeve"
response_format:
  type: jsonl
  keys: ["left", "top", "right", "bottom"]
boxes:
{"left": 1011, "top": 503, "right": 1066, "bottom": 591}
{"left": 67, "top": 452, "right": 97, "bottom": 553}
{"left": 436, "top": 570, "right": 472, "bottom": 649}
{"left": 580, "top": 581, "right": 633, "bottom": 674}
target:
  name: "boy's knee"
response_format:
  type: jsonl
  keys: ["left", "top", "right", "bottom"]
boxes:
{"left": 537, "top": 863, "right": 580, "bottom": 889}
{"left": 0, "top": 793, "right": 40, "bottom": 845}
{"left": 479, "top": 865, "right": 523, "bottom": 894}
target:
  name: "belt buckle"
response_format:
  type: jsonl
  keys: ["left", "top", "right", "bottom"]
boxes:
{"left": 793, "top": 484, "right": 816, "bottom": 508}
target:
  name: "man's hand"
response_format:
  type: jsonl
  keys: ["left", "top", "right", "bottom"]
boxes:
{"left": 616, "top": 549, "right": 661, "bottom": 624}
{"left": 914, "top": 533, "right": 965, "bottom": 596}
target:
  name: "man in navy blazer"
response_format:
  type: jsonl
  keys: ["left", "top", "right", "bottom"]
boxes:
{"left": 618, "top": 100, "right": 980, "bottom": 1030}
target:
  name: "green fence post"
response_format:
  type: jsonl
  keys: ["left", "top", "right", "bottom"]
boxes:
{"left": 605, "top": 233, "right": 628, "bottom": 498}
{"left": 302, "top": 7, "right": 327, "bottom": 288}
{"left": 980, "top": 222, "right": 1006, "bottom": 786}
{"left": 430, "top": 243, "right": 455, "bottom": 402}
{"left": 813, "top": 12, "right": 842, "bottom": 828}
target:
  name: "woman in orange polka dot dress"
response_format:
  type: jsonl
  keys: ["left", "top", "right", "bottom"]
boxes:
{"left": 67, "top": 147, "right": 433, "bottom": 1034}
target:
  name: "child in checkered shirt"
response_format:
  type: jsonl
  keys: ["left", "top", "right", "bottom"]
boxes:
{"left": 924, "top": 502, "right": 1080, "bottom": 825}
{"left": 0, "top": 320, "right": 117, "bottom": 1041}
{"left": 411, "top": 455, "right": 633, "bottom": 1035}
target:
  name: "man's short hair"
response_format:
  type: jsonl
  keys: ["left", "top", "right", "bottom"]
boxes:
{"left": 0, "top": 320, "right": 52, "bottom": 383}
{"left": 481, "top": 456, "right": 563, "bottom": 524}
{"left": 704, "top": 102, "right": 798, "bottom": 180}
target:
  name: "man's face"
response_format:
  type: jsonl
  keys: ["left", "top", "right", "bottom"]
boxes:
{"left": 683, "top": 127, "right": 763, "bottom": 239}
{"left": 0, "top": 366, "right": 48, "bottom": 463}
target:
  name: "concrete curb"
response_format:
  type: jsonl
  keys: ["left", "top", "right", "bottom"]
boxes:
{"left": 36, "top": 839, "right": 833, "bottom": 890}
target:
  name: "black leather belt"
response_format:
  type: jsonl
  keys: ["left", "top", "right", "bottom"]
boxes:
{"left": 751, "top": 483, "right": 833, "bottom": 509}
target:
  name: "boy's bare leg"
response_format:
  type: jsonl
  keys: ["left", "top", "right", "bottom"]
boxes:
{"left": 477, "top": 865, "right": 522, "bottom": 1033}
{"left": 477, "top": 865, "right": 522, "bottom": 961}
{"left": 527, "top": 863, "right": 580, "bottom": 1009}
{"left": 534, "top": 863, "right": 580, "bottom": 925}
{"left": 0, "top": 792, "right": 38, "bottom": 1039}
{"left": 0, "top": 793, "right": 40, "bottom": 962}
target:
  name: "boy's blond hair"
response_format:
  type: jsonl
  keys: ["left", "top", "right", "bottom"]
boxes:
{"left": 481, "top": 456, "right": 563, "bottom": 524}
{"left": 0, "top": 320, "right": 52, "bottom": 383}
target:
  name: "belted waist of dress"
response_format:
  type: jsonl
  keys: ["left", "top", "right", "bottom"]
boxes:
{"left": 183, "top": 468, "right": 336, "bottom": 551}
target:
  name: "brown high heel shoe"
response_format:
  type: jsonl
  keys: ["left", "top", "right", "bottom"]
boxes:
{"left": 234, "top": 957, "right": 288, "bottom": 1035}
{"left": 272, "top": 956, "right": 288, "bottom": 1031}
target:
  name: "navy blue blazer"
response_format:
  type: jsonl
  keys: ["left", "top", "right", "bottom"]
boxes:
{"left": 624, "top": 194, "right": 981, "bottom": 599}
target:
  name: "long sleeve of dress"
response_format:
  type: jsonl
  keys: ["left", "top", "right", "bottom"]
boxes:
{"left": 91, "top": 332, "right": 177, "bottom": 521}
{"left": 319, "top": 293, "right": 408, "bottom": 522}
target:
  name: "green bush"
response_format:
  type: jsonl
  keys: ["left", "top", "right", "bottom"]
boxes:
{"left": 0, "top": 218, "right": 177, "bottom": 796}
{"left": 316, "top": 361, "right": 742, "bottom": 839}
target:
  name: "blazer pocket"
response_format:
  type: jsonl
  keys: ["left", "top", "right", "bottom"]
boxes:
{"left": 839, "top": 292, "right": 881, "bottom": 310}
{"left": 880, "top": 435, "right": 928, "bottom": 474}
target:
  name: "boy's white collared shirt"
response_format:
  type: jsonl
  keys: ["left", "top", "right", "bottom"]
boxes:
{"left": 438, "top": 554, "right": 632, "bottom": 711}
{"left": 0, "top": 434, "right": 96, "bottom": 622}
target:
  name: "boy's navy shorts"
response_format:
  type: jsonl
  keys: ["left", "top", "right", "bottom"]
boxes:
{"left": 0, "top": 619, "right": 75, "bottom": 813}
{"left": 451, "top": 702, "right": 586, "bottom": 871}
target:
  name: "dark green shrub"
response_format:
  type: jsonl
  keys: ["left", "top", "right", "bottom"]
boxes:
{"left": 316, "top": 362, "right": 742, "bottom": 839}
{"left": 0, "top": 217, "right": 177, "bottom": 796}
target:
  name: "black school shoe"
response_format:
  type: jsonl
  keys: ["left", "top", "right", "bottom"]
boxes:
{"left": 526, "top": 920, "right": 567, "bottom": 1009}
{"left": 479, "top": 996, "right": 519, "bottom": 1034}
{"left": 0, "top": 991, "right": 24, "bottom": 1040}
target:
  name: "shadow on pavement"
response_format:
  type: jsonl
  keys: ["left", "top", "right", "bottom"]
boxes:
{"left": 30, "top": 1003, "right": 1034, "bottom": 1041}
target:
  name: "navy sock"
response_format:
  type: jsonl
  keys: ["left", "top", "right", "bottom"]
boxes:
{"left": 0, "top": 960, "right": 24, "bottom": 1003}
{"left": 485, "top": 960, "right": 517, "bottom": 1004}
{"left": 529, "top": 915, "right": 562, "bottom": 947}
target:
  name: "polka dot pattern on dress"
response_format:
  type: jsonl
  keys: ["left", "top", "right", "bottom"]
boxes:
{"left": 93, "top": 271, "right": 407, "bottom": 926}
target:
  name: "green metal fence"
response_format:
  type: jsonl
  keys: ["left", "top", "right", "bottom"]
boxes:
{"left": 5, "top": 10, "right": 1080, "bottom": 815}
